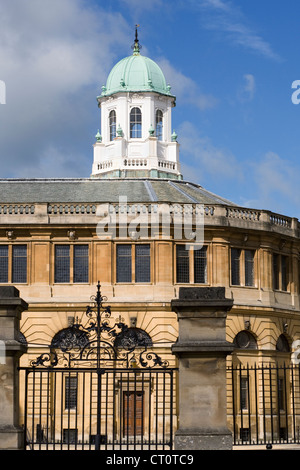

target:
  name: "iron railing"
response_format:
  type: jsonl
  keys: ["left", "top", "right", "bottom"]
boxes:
{"left": 227, "top": 363, "right": 300, "bottom": 446}
{"left": 20, "top": 366, "right": 176, "bottom": 451}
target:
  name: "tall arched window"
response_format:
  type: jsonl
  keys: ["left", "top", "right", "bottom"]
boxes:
{"left": 130, "top": 107, "right": 142, "bottom": 138}
{"left": 156, "top": 109, "right": 163, "bottom": 141}
{"left": 109, "top": 110, "right": 116, "bottom": 141}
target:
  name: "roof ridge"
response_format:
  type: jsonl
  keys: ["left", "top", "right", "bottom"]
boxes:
{"left": 168, "top": 181, "right": 199, "bottom": 203}
{"left": 143, "top": 180, "right": 158, "bottom": 202}
{"left": 186, "top": 183, "right": 236, "bottom": 206}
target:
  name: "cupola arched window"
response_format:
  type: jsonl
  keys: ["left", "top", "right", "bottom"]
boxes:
{"left": 156, "top": 109, "right": 163, "bottom": 141}
{"left": 130, "top": 107, "right": 142, "bottom": 138}
{"left": 109, "top": 110, "right": 116, "bottom": 141}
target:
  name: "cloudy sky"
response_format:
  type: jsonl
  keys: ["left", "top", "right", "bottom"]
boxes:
{"left": 0, "top": 0, "right": 300, "bottom": 218}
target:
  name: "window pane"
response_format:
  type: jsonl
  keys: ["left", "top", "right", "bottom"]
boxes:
{"left": 109, "top": 110, "right": 116, "bottom": 141}
{"left": 65, "top": 376, "right": 77, "bottom": 410}
{"left": 176, "top": 245, "right": 189, "bottom": 283}
{"left": 273, "top": 253, "right": 279, "bottom": 290}
{"left": 156, "top": 109, "right": 163, "bottom": 141}
{"left": 74, "top": 245, "right": 89, "bottom": 283}
{"left": 245, "top": 250, "right": 255, "bottom": 286}
{"left": 12, "top": 245, "right": 27, "bottom": 283}
{"left": 63, "top": 429, "right": 78, "bottom": 444}
{"left": 231, "top": 248, "right": 241, "bottom": 286}
{"left": 117, "top": 245, "right": 132, "bottom": 282}
{"left": 135, "top": 244, "right": 150, "bottom": 283}
{"left": 130, "top": 107, "right": 142, "bottom": 138}
{"left": 55, "top": 245, "right": 70, "bottom": 283}
{"left": 240, "top": 377, "right": 249, "bottom": 410}
{"left": 278, "top": 378, "right": 285, "bottom": 411}
{"left": 0, "top": 245, "right": 8, "bottom": 283}
{"left": 194, "top": 246, "right": 207, "bottom": 284}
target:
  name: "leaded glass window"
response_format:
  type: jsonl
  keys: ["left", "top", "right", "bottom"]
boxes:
{"left": 130, "top": 107, "right": 142, "bottom": 138}
{"left": 135, "top": 244, "right": 150, "bottom": 283}
{"left": 73, "top": 245, "right": 89, "bottom": 283}
{"left": 278, "top": 378, "right": 285, "bottom": 411}
{"left": 117, "top": 245, "right": 132, "bottom": 282}
{"left": 109, "top": 110, "right": 116, "bottom": 141}
{"left": 63, "top": 429, "right": 78, "bottom": 444}
{"left": 234, "top": 330, "right": 257, "bottom": 349}
{"left": 65, "top": 375, "right": 78, "bottom": 410}
{"left": 176, "top": 245, "right": 189, "bottom": 283}
{"left": 240, "top": 377, "right": 249, "bottom": 410}
{"left": 194, "top": 246, "right": 207, "bottom": 284}
{"left": 0, "top": 245, "right": 8, "bottom": 283}
{"left": 156, "top": 109, "right": 163, "bottom": 141}
{"left": 273, "top": 254, "right": 289, "bottom": 291}
{"left": 231, "top": 248, "right": 241, "bottom": 286}
{"left": 55, "top": 245, "right": 70, "bottom": 283}
{"left": 245, "top": 250, "right": 255, "bottom": 286}
{"left": 12, "top": 245, "right": 27, "bottom": 283}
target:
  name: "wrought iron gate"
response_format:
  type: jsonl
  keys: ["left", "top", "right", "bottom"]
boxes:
{"left": 20, "top": 283, "right": 177, "bottom": 450}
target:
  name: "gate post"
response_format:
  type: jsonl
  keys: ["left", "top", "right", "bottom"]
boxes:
{"left": 171, "top": 287, "right": 234, "bottom": 450}
{"left": 0, "top": 286, "right": 28, "bottom": 450}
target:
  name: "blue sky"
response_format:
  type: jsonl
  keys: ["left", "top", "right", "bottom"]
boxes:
{"left": 0, "top": 0, "right": 300, "bottom": 218}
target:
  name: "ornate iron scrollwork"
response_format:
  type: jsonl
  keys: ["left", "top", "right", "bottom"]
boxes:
{"left": 31, "top": 281, "right": 169, "bottom": 369}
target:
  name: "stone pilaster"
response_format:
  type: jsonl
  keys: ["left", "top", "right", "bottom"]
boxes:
{"left": 0, "top": 286, "right": 28, "bottom": 450}
{"left": 171, "top": 287, "right": 234, "bottom": 450}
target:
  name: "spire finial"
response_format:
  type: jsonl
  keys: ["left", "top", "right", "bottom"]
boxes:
{"left": 135, "top": 24, "right": 139, "bottom": 43}
{"left": 132, "top": 24, "right": 142, "bottom": 55}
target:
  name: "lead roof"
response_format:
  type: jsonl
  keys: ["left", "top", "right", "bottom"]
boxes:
{"left": 0, "top": 178, "right": 235, "bottom": 206}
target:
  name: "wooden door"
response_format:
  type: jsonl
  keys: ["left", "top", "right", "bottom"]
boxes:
{"left": 123, "top": 391, "right": 144, "bottom": 437}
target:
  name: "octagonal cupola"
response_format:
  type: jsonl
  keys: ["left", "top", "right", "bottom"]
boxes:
{"left": 91, "top": 28, "right": 181, "bottom": 180}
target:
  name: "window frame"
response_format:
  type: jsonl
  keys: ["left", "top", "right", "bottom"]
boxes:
{"left": 73, "top": 244, "right": 89, "bottom": 284}
{"left": 109, "top": 109, "right": 117, "bottom": 141}
{"left": 64, "top": 374, "right": 78, "bottom": 411}
{"left": 0, "top": 243, "right": 28, "bottom": 284}
{"left": 273, "top": 253, "right": 289, "bottom": 292}
{"left": 175, "top": 244, "right": 208, "bottom": 285}
{"left": 115, "top": 243, "right": 152, "bottom": 284}
{"left": 54, "top": 244, "right": 89, "bottom": 284}
{"left": 240, "top": 376, "right": 249, "bottom": 411}
{"left": 155, "top": 109, "right": 163, "bottom": 141}
{"left": 130, "top": 107, "right": 142, "bottom": 139}
{"left": 230, "top": 247, "right": 256, "bottom": 288}
{"left": 0, "top": 245, "right": 9, "bottom": 283}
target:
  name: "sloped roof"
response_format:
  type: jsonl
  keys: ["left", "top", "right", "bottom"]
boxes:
{"left": 0, "top": 178, "right": 236, "bottom": 205}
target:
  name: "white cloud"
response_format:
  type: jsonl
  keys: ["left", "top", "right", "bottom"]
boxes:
{"left": 157, "top": 58, "right": 218, "bottom": 110}
{"left": 0, "top": 0, "right": 131, "bottom": 177}
{"left": 195, "top": 0, "right": 280, "bottom": 61}
{"left": 178, "top": 124, "right": 300, "bottom": 218}
{"left": 254, "top": 152, "right": 300, "bottom": 215}
{"left": 178, "top": 121, "right": 243, "bottom": 182}
{"left": 237, "top": 74, "right": 255, "bottom": 102}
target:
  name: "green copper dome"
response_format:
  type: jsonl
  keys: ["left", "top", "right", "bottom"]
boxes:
{"left": 99, "top": 42, "right": 174, "bottom": 99}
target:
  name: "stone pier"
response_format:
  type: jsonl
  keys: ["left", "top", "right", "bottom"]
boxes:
{"left": 0, "top": 286, "right": 28, "bottom": 450}
{"left": 171, "top": 287, "right": 234, "bottom": 450}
